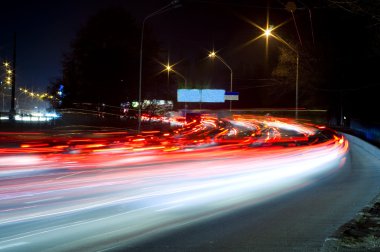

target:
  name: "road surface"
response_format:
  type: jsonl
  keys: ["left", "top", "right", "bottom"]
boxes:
{"left": 119, "top": 134, "right": 380, "bottom": 252}
{"left": 0, "top": 119, "right": 378, "bottom": 251}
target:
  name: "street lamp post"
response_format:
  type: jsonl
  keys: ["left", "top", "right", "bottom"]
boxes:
{"left": 138, "top": 1, "right": 179, "bottom": 133}
{"left": 165, "top": 64, "right": 188, "bottom": 119}
{"left": 264, "top": 28, "right": 299, "bottom": 119}
{"left": 208, "top": 51, "right": 233, "bottom": 111}
{"left": 10, "top": 34, "right": 16, "bottom": 120}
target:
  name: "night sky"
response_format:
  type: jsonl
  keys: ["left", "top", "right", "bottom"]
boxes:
{"left": 0, "top": 0, "right": 163, "bottom": 91}
{"left": 0, "top": 0, "right": 302, "bottom": 92}
{"left": 1, "top": 0, "right": 378, "bottom": 120}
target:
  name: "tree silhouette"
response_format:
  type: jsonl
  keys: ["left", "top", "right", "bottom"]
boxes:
{"left": 60, "top": 7, "right": 160, "bottom": 107}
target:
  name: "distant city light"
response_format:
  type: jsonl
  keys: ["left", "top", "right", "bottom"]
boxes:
{"left": 0, "top": 112, "right": 60, "bottom": 122}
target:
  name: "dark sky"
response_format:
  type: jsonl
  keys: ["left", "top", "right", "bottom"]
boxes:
{"left": 0, "top": 0, "right": 296, "bottom": 92}
{"left": 2, "top": 1, "right": 378, "bottom": 121}
{"left": 2, "top": 0, "right": 365, "bottom": 108}
{"left": 0, "top": 0, "right": 169, "bottom": 92}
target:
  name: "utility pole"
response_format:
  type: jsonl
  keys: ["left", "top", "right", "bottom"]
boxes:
{"left": 9, "top": 33, "right": 16, "bottom": 120}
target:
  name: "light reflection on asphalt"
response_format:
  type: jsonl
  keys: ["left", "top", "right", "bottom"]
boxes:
{"left": 0, "top": 115, "right": 349, "bottom": 251}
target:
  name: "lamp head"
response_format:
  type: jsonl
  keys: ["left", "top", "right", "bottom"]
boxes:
{"left": 264, "top": 25, "right": 274, "bottom": 37}
{"left": 264, "top": 29, "right": 272, "bottom": 37}
{"left": 208, "top": 51, "right": 216, "bottom": 58}
{"left": 165, "top": 65, "right": 172, "bottom": 71}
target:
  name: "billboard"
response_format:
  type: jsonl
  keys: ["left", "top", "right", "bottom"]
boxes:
{"left": 177, "top": 89, "right": 225, "bottom": 103}
{"left": 201, "top": 89, "right": 225, "bottom": 103}
{"left": 177, "top": 89, "right": 201, "bottom": 102}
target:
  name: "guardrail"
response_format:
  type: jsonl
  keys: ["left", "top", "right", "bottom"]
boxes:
{"left": 333, "top": 118, "right": 380, "bottom": 147}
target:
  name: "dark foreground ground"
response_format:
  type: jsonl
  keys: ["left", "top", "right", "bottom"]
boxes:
{"left": 322, "top": 135, "right": 380, "bottom": 252}
{"left": 322, "top": 195, "right": 380, "bottom": 251}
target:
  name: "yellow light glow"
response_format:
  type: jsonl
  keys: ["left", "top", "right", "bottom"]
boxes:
{"left": 208, "top": 51, "right": 216, "bottom": 58}
{"left": 4, "top": 62, "right": 9, "bottom": 67}
{"left": 165, "top": 65, "right": 172, "bottom": 71}
{"left": 157, "top": 59, "right": 182, "bottom": 75}
{"left": 264, "top": 28, "right": 272, "bottom": 37}
{"left": 7, "top": 70, "right": 12, "bottom": 74}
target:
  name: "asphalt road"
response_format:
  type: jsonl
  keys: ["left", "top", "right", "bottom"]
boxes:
{"left": 116, "top": 134, "right": 380, "bottom": 252}
{"left": 0, "top": 134, "right": 378, "bottom": 252}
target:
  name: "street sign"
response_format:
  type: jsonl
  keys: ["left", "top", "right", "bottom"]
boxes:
{"left": 177, "top": 89, "right": 225, "bottom": 103}
{"left": 225, "top": 91, "right": 239, "bottom": 101}
{"left": 177, "top": 89, "right": 201, "bottom": 102}
{"left": 201, "top": 89, "right": 225, "bottom": 103}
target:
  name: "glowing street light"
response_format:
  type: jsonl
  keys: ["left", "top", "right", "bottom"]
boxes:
{"left": 165, "top": 65, "right": 172, "bottom": 72}
{"left": 264, "top": 28, "right": 272, "bottom": 37}
{"left": 245, "top": 19, "right": 299, "bottom": 119}
{"left": 208, "top": 51, "right": 233, "bottom": 111}
{"left": 164, "top": 64, "right": 187, "bottom": 88}
{"left": 163, "top": 63, "right": 188, "bottom": 118}
{"left": 263, "top": 28, "right": 299, "bottom": 119}
{"left": 208, "top": 51, "right": 216, "bottom": 58}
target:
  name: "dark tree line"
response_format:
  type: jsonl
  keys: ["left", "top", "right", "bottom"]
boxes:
{"left": 50, "top": 1, "right": 380, "bottom": 123}
{"left": 51, "top": 6, "right": 160, "bottom": 107}
{"left": 267, "top": 1, "right": 380, "bottom": 123}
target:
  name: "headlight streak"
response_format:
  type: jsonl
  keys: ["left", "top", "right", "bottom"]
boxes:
{"left": 0, "top": 116, "right": 349, "bottom": 251}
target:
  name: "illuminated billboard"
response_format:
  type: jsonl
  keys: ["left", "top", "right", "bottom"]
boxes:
{"left": 177, "top": 89, "right": 201, "bottom": 102}
{"left": 177, "top": 89, "right": 225, "bottom": 103}
{"left": 201, "top": 89, "right": 225, "bottom": 102}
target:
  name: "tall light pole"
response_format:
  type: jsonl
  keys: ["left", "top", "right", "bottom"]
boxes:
{"left": 164, "top": 64, "right": 188, "bottom": 118}
{"left": 2, "top": 62, "right": 12, "bottom": 112}
{"left": 10, "top": 33, "right": 16, "bottom": 120}
{"left": 208, "top": 51, "right": 233, "bottom": 111}
{"left": 264, "top": 28, "right": 299, "bottom": 119}
{"left": 138, "top": 1, "right": 180, "bottom": 133}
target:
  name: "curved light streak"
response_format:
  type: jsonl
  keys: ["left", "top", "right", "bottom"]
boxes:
{"left": 0, "top": 116, "right": 349, "bottom": 251}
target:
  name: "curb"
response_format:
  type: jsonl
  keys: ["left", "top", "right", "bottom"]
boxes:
{"left": 321, "top": 134, "right": 380, "bottom": 252}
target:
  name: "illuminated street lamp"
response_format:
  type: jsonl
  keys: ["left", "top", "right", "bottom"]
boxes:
{"left": 263, "top": 27, "right": 299, "bottom": 119}
{"left": 264, "top": 27, "right": 272, "bottom": 37}
{"left": 165, "top": 65, "right": 172, "bottom": 72}
{"left": 208, "top": 51, "right": 233, "bottom": 111}
{"left": 164, "top": 63, "right": 188, "bottom": 118}
{"left": 138, "top": 1, "right": 180, "bottom": 133}
{"left": 164, "top": 64, "right": 187, "bottom": 88}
